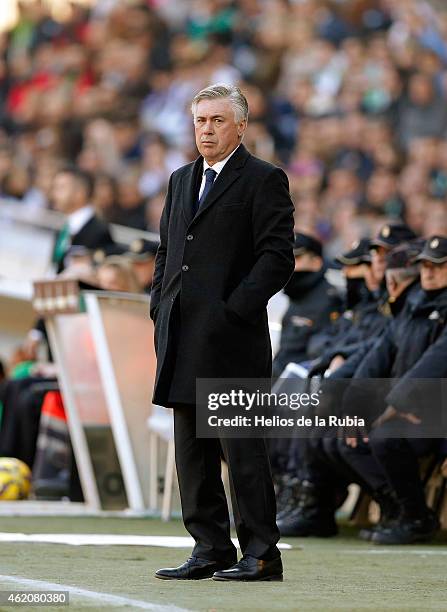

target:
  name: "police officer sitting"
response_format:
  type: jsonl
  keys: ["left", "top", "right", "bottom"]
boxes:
{"left": 270, "top": 233, "right": 341, "bottom": 510}
{"left": 277, "top": 234, "right": 421, "bottom": 538}
{"left": 369, "top": 222, "right": 417, "bottom": 291}
{"left": 276, "top": 239, "right": 377, "bottom": 537}
{"left": 311, "top": 223, "right": 416, "bottom": 378}
{"left": 342, "top": 236, "right": 447, "bottom": 544}
{"left": 305, "top": 238, "right": 372, "bottom": 368}
{"left": 308, "top": 237, "right": 387, "bottom": 377}
{"left": 338, "top": 240, "right": 423, "bottom": 540}
{"left": 272, "top": 233, "right": 341, "bottom": 379}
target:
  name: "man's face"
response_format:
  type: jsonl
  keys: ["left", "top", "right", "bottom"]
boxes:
{"left": 194, "top": 98, "right": 246, "bottom": 165}
{"left": 343, "top": 264, "right": 367, "bottom": 279}
{"left": 409, "top": 75, "right": 433, "bottom": 106}
{"left": 421, "top": 260, "right": 447, "bottom": 291}
{"left": 52, "top": 173, "right": 76, "bottom": 213}
{"left": 294, "top": 252, "right": 322, "bottom": 272}
{"left": 343, "top": 263, "right": 379, "bottom": 291}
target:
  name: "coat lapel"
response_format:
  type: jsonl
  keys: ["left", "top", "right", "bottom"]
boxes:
{"left": 181, "top": 157, "right": 203, "bottom": 225}
{"left": 188, "top": 144, "right": 250, "bottom": 226}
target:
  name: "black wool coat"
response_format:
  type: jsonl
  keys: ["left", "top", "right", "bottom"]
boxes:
{"left": 150, "top": 144, "right": 295, "bottom": 407}
{"left": 55, "top": 214, "right": 114, "bottom": 273}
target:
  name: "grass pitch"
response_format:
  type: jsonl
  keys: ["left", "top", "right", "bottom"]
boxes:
{"left": 0, "top": 516, "right": 446, "bottom": 611}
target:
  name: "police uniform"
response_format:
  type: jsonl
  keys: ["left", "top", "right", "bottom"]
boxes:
{"left": 369, "top": 222, "right": 417, "bottom": 250}
{"left": 272, "top": 233, "right": 342, "bottom": 378}
{"left": 340, "top": 237, "right": 447, "bottom": 544}
{"left": 311, "top": 225, "right": 417, "bottom": 377}
{"left": 277, "top": 232, "right": 422, "bottom": 538}
{"left": 308, "top": 238, "right": 389, "bottom": 376}
{"left": 277, "top": 239, "right": 377, "bottom": 537}
{"left": 306, "top": 238, "right": 373, "bottom": 363}
{"left": 336, "top": 240, "right": 423, "bottom": 538}
{"left": 270, "top": 234, "right": 341, "bottom": 487}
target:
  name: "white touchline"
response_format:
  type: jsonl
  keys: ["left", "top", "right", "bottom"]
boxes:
{"left": 338, "top": 549, "right": 447, "bottom": 556}
{"left": 0, "top": 533, "right": 293, "bottom": 549}
{"left": 0, "top": 575, "right": 192, "bottom": 611}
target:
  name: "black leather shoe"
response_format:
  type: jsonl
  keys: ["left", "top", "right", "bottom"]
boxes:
{"left": 277, "top": 508, "right": 338, "bottom": 537}
{"left": 361, "top": 487, "right": 400, "bottom": 541}
{"left": 358, "top": 516, "right": 399, "bottom": 542}
{"left": 372, "top": 510, "right": 439, "bottom": 545}
{"left": 213, "top": 555, "right": 283, "bottom": 582}
{"left": 358, "top": 526, "right": 375, "bottom": 542}
{"left": 155, "top": 556, "right": 233, "bottom": 580}
{"left": 276, "top": 476, "right": 301, "bottom": 521}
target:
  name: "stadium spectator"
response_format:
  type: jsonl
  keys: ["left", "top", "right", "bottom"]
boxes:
{"left": 397, "top": 73, "right": 447, "bottom": 150}
{"left": 51, "top": 166, "right": 115, "bottom": 273}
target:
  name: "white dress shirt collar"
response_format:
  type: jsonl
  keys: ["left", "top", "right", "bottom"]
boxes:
{"left": 202, "top": 144, "right": 240, "bottom": 177}
{"left": 67, "top": 205, "right": 94, "bottom": 236}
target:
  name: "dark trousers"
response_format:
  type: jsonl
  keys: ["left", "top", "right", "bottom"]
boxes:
{"left": 173, "top": 405, "right": 280, "bottom": 563}
{"left": 296, "top": 433, "right": 363, "bottom": 490}
{"left": 337, "top": 437, "right": 389, "bottom": 493}
{"left": 369, "top": 421, "right": 439, "bottom": 515}
{"left": 321, "top": 434, "right": 375, "bottom": 495}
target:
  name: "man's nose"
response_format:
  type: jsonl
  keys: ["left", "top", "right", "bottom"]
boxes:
{"left": 203, "top": 120, "right": 214, "bottom": 133}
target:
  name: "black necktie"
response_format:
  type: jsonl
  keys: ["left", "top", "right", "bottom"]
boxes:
{"left": 195, "top": 168, "right": 217, "bottom": 216}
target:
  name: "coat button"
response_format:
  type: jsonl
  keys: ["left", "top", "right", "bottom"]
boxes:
{"left": 182, "top": 265, "right": 189, "bottom": 271}
{"left": 186, "top": 234, "right": 193, "bottom": 241}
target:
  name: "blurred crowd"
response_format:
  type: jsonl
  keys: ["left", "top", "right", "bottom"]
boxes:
{"left": 0, "top": 0, "right": 447, "bottom": 250}
{"left": 0, "top": 0, "right": 447, "bottom": 537}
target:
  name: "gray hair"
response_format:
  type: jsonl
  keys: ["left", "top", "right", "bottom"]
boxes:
{"left": 191, "top": 84, "right": 249, "bottom": 123}
{"left": 386, "top": 265, "right": 420, "bottom": 284}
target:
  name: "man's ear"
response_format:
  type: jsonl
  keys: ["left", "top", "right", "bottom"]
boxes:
{"left": 237, "top": 120, "right": 247, "bottom": 137}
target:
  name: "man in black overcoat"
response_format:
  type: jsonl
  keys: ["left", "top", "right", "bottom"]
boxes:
{"left": 150, "top": 84, "right": 295, "bottom": 581}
